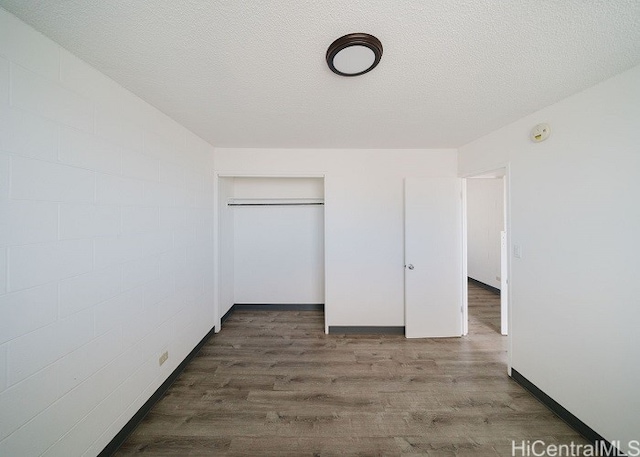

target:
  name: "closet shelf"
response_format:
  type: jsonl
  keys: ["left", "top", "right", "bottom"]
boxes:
{"left": 227, "top": 198, "right": 324, "bottom": 207}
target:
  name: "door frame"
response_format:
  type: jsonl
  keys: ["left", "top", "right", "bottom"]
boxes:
{"left": 461, "top": 165, "right": 512, "bottom": 370}
{"left": 213, "top": 172, "right": 328, "bottom": 333}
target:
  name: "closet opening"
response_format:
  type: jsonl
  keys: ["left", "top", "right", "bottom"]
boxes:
{"left": 215, "top": 175, "right": 326, "bottom": 330}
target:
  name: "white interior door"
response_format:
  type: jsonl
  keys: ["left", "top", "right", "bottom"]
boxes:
{"left": 405, "top": 178, "right": 463, "bottom": 338}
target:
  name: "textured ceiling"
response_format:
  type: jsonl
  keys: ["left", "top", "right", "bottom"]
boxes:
{"left": 1, "top": 1, "right": 640, "bottom": 149}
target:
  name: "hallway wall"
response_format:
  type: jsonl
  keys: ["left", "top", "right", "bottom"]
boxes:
{"left": 466, "top": 178, "right": 503, "bottom": 290}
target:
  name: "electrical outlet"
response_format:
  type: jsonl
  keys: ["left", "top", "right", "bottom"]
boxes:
{"left": 159, "top": 351, "right": 168, "bottom": 366}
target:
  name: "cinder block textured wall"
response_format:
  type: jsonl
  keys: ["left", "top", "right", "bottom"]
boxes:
{"left": 0, "top": 8, "right": 216, "bottom": 456}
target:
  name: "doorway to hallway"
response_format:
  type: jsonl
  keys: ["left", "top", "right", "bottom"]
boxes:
{"left": 463, "top": 168, "right": 508, "bottom": 338}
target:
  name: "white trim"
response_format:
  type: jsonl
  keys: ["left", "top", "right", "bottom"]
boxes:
{"left": 461, "top": 179, "right": 469, "bottom": 336}
{"left": 459, "top": 163, "right": 509, "bottom": 179}
{"left": 323, "top": 176, "right": 329, "bottom": 334}
{"left": 504, "top": 163, "right": 512, "bottom": 373}
{"left": 216, "top": 172, "right": 327, "bottom": 178}
{"left": 212, "top": 173, "right": 221, "bottom": 333}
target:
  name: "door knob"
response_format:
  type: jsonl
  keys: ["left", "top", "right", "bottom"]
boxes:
{"left": 407, "top": 264, "right": 414, "bottom": 270}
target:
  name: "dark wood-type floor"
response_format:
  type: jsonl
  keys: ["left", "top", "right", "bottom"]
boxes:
{"left": 115, "top": 282, "right": 588, "bottom": 456}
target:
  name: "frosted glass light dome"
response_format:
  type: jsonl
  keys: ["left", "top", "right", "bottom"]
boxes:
{"left": 332, "top": 45, "right": 376, "bottom": 75}
{"left": 326, "top": 33, "right": 383, "bottom": 77}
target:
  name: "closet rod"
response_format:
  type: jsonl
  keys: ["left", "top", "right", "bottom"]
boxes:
{"left": 228, "top": 202, "right": 324, "bottom": 207}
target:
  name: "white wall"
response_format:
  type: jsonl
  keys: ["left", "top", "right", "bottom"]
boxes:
{"left": 214, "top": 148, "right": 458, "bottom": 327}
{"left": 0, "top": 9, "right": 215, "bottom": 457}
{"left": 232, "top": 177, "right": 323, "bottom": 199}
{"left": 232, "top": 177, "right": 324, "bottom": 304}
{"left": 233, "top": 206, "right": 324, "bottom": 304}
{"left": 217, "top": 177, "right": 235, "bottom": 317}
{"left": 459, "top": 64, "right": 640, "bottom": 452}
{"left": 466, "top": 178, "right": 503, "bottom": 289}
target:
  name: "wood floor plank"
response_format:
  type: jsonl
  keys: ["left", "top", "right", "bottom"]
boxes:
{"left": 114, "top": 282, "right": 588, "bottom": 456}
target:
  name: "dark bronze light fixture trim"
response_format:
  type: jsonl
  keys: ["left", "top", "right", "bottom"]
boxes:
{"left": 326, "top": 33, "right": 383, "bottom": 77}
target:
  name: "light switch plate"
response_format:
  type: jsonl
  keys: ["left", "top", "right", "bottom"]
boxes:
{"left": 514, "top": 245, "right": 522, "bottom": 258}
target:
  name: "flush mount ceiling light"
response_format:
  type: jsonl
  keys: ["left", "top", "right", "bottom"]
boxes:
{"left": 326, "top": 33, "right": 383, "bottom": 77}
